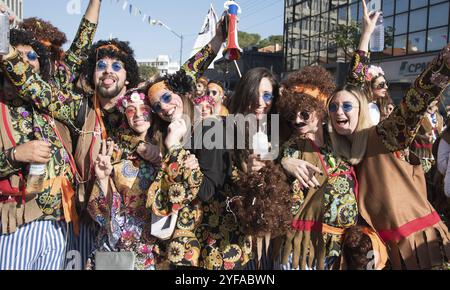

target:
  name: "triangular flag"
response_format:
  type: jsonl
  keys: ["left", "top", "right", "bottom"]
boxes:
{"left": 190, "top": 4, "right": 222, "bottom": 68}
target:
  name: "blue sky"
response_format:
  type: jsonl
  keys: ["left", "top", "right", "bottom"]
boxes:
{"left": 24, "top": 0, "right": 284, "bottom": 62}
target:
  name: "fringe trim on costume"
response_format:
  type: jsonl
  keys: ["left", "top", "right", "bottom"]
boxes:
{"left": 387, "top": 221, "right": 450, "bottom": 269}
{"left": 0, "top": 196, "right": 42, "bottom": 234}
{"left": 281, "top": 226, "right": 326, "bottom": 270}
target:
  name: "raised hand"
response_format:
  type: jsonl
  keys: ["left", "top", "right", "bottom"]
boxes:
{"left": 95, "top": 140, "right": 114, "bottom": 181}
{"left": 359, "top": 0, "right": 382, "bottom": 52}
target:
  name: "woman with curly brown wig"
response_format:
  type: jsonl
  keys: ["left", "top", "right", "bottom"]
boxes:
{"left": 145, "top": 18, "right": 252, "bottom": 270}
{"left": 277, "top": 65, "right": 359, "bottom": 270}
{"left": 225, "top": 67, "right": 293, "bottom": 270}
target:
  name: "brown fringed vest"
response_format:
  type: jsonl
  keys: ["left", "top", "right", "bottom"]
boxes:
{"left": 280, "top": 138, "right": 358, "bottom": 270}
{"left": 412, "top": 112, "right": 444, "bottom": 160}
{"left": 0, "top": 102, "right": 74, "bottom": 234}
{"left": 357, "top": 127, "right": 450, "bottom": 269}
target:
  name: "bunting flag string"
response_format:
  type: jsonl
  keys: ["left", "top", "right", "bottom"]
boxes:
{"left": 110, "top": 0, "right": 155, "bottom": 24}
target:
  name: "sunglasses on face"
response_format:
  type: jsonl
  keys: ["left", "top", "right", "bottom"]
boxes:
{"left": 96, "top": 60, "right": 124, "bottom": 72}
{"left": 374, "top": 81, "right": 389, "bottom": 90}
{"left": 262, "top": 92, "right": 274, "bottom": 104}
{"left": 125, "top": 104, "right": 151, "bottom": 119}
{"left": 329, "top": 102, "right": 358, "bottom": 113}
{"left": 19, "top": 50, "right": 39, "bottom": 62}
{"left": 151, "top": 92, "right": 172, "bottom": 114}
{"left": 207, "top": 90, "right": 219, "bottom": 97}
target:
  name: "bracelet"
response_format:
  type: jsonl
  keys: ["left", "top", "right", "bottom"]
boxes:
{"left": 5, "top": 148, "right": 20, "bottom": 171}
{"left": 11, "top": 148, "right": 17, "bottom": 162}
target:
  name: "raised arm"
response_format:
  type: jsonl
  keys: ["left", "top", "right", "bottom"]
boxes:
{"left": 63, "top": 0, "right": 101, "bottom": 81}
{"left": 1, "top": 49, "right": 84, "bottom": 125}
{"left": 346, "top": 0, "right": 381, "bottom": 87}
{"left": 181, "top": 16, "right": 226, "bottom": 81}
{"left": 377, "top": 44, "right": 450, "bottom": 152}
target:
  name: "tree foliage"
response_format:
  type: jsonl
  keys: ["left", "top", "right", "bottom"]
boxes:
{"left": 238, "top": 32, "right": 283, "bottom": 49}
{"left": 138, "top": 65, "right": 159, "bottom": 81}
{"left": 328, "top": 22, "right": 395, "bottom": 58}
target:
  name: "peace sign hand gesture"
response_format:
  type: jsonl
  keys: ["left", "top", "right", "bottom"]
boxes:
{"left": 95, "top": 140, "right": 115, "bottom": 181}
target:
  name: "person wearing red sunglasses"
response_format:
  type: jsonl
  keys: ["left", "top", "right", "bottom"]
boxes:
{"left": 86, "top": 88, "right": 163, "bottom": 270}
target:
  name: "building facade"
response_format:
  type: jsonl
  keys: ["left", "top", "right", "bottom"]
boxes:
{"left": 213, "top": 46, "right": 284, "bottom": 92}
{"left": 0, "top": 0, "right": 23, "bottom": 21}
{"left": 284, "top": 0, "right": 450, "bottom": 102}
{"left": 137, "top": 55, "right": 180, "bottom": 76}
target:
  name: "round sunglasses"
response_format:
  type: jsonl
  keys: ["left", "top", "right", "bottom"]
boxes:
{"left": 328, "top": 102, "right": 358, "bottom": 113}
{"left": 151, "top": 92, "right": 172, "bottom": 114}
{"left": 19, "top": 50, "right": 39, "bottom": 62}
{"left": 96, "top": 60, "right": 124, "bottom": 72}
{"left": 262, "top": 92, "right": 274, "bottom": 104}
{"left": 125, "top": 104, "right": 151, "bottom": 119}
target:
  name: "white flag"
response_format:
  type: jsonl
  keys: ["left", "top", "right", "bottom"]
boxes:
{"left": 190, "top": 4, "right": 223, "bottom": 68}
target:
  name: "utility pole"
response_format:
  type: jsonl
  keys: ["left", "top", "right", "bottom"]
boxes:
{"left": 154, "top": 20, "right": 183, "bottom": 68}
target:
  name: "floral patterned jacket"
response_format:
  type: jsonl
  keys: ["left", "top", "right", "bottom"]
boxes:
{"left": 0, "top": 17, "right": 97, "bottom": 223}
{"left": 87, "top": 159, "right": 161, "bottom": 270}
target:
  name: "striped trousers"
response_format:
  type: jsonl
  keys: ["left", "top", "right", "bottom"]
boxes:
{"left": 0, "top": 220, "right": 97, "bottom": 270}
{"left": 0, "top": 220, "right": 69, "bottom": 270}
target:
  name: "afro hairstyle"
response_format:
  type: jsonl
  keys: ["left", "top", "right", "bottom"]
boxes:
{"left": 281, "top": 66, "right": 336, "bottom": 98}
{"left": 277, "top": 90, "right": 327, "bottom": 122}
{"left": 10, "top": 29, "right": 51, "bottom": 81}
{"left": 232, "top": 161, "right": 293, "bottom": 238}
{"left": 18, "top": 17, "right": 67, "bottom": 63}
{"left": 81, "top": 39, "right": 140, "bottom": 89}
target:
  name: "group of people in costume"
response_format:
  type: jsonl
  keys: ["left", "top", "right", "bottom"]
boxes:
{"left": 0, "top": 0, "right": 449, "bottom": 270}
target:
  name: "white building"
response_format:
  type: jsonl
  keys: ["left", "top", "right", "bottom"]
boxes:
{"left": 137, "top": 55, "right": 180, "bottom": 75}
{"left": 0, "top": 0, "right": 24, "bottom": 21}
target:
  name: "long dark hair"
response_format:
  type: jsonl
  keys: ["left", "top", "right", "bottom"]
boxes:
{"left": 228, "top": 68, "right": 281, "bottom": 172}
{"left": 229, "top": 67, "right": 280, "bottom": 115}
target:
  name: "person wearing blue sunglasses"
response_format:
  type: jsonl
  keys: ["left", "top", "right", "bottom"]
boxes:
{"left": 326, "top": 0, "right": 450, "bottom": 270}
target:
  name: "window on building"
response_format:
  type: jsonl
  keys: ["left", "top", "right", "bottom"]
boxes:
{"left": 409, "top": 8, "right": 427, "bottom": 32}
{"left": 409, "top": 31, "right": 426, "bottom": 54}
{"left": 410, "top": 0, "right": 428, "bottom": 9}
{"left": 395, "top": 13, "right": 408, "bottom": 35}
{"left": 396, "top": 0, "right": 409, "bottom": 14}
{"left": 427, "top": 27, "right": 449, "bottom": 51}
{"left": 382, "top": 0, "right": 395, "bottom": 17}
{"left": 393, "top": 34, "right": 407, "bottom": 55}
{"left": 349, "top": 3, "right": 358, "bottom": 23}
{"left": 429, "top": 2, "right": 449, "bottom": 28}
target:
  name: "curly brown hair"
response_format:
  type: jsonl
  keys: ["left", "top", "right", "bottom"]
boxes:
{"left": 232, "top": 162, "right": 293, "bottom": 238}
{"left": 277, "top": 90, "right": 327, "bottom": 122}
{"left": 342, "top": 226, "right": 373, "bottom": 270}
{"left": 278, "top": 66, "right": 336, "bottom": 122}
{"left": 19, "top": 17, "right": 67, "bottom": 63}
{"left": 281, "top": 66, "right": 336, "bottom": 98}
